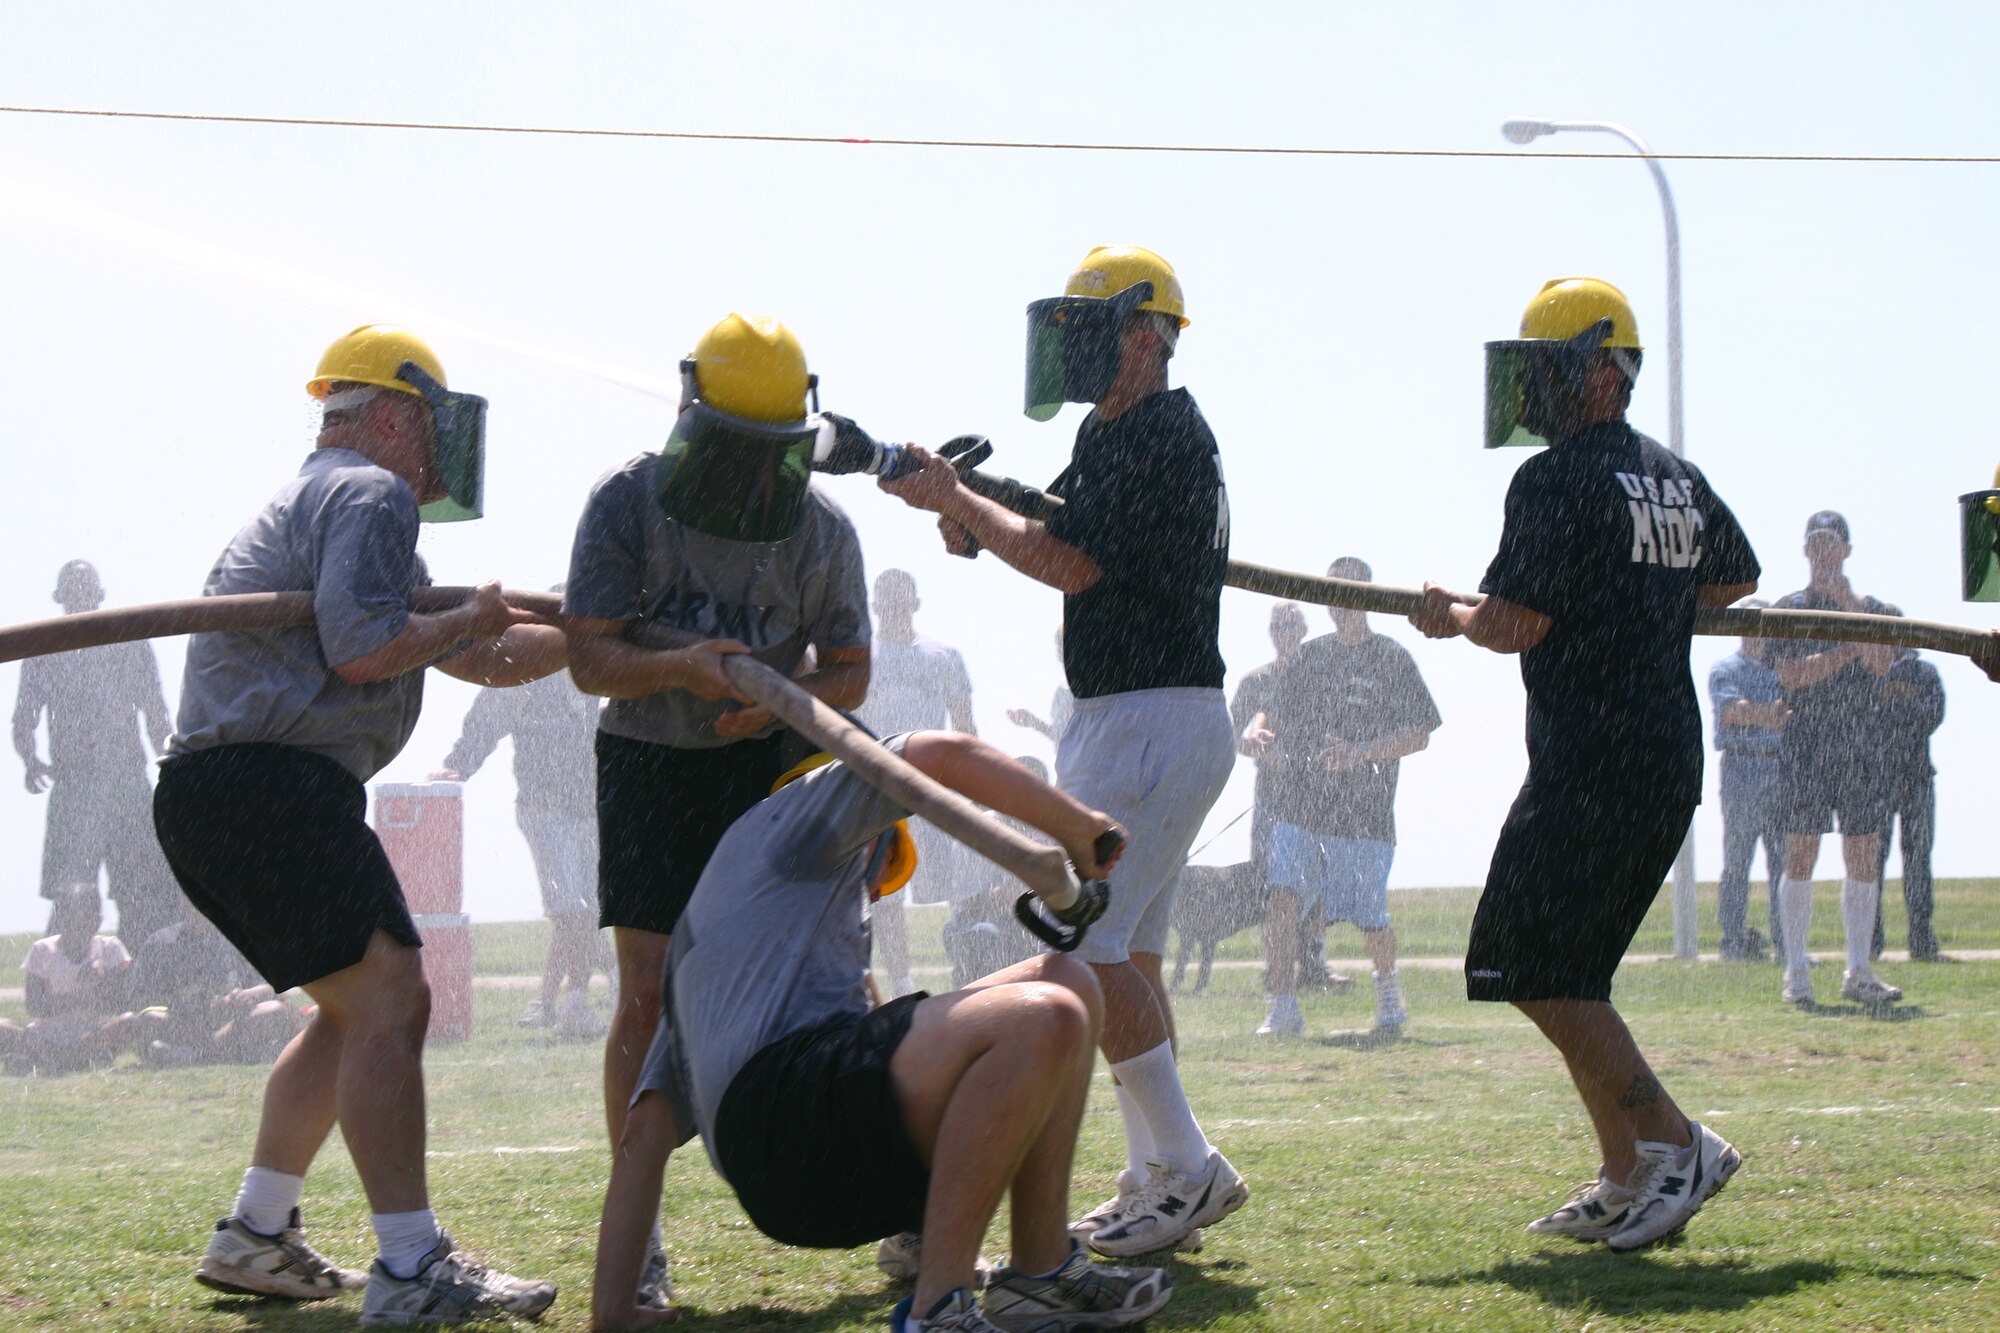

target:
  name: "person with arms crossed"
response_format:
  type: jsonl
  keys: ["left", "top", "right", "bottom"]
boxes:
{"left": 1866, "top": 630, "right": 1946, "bottom": 962}
{"left": 859, "top": 568, "right": 978, "bottom": 998}
{"left": 151, "top": 325, "right": 567, "bottom": 1322}
{"left": 1706, "top": 600, "right": 1790, "bottom": 962}
{"left": 1412, "top": 277, "right": 1758, "bottom": 1250}
{"left": 1763, "top": 512, "right": 1903, "bottom": 1007}
{"left": 882, "top": 245, "right": 1243, "bottom": 1256}
{"left": 1251, "top": 558, "right": 1440, "bottom": 1038}
{"left": 591, "top": 733, "right": 1167, "bottom": 1333}
{"left": 563, "top": 314, "right": 871, "bottom": 1301}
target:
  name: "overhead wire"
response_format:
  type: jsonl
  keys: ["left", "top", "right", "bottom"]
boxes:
{"left": 0, "top": 104, "right": 1995, "bottom": 165}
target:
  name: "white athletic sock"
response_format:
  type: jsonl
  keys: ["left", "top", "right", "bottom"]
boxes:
{"left": 1842, "top": 877, "right": 1881, "bottom": 976}
{"left": 1780, "top": 876, "right": 1814, "bottom": 975}
{"left": 1113, "top": 1080, "right": 1155, "bottom": 1179}
{"left": 233, "top": 1166, "right": 304, "bottom": 1236}
{"left": 372, "top": 1208, "right": 443, "bottom": 1279}
{"left": 1110, "top": 1042, "right": 1209, "bottom": 1176}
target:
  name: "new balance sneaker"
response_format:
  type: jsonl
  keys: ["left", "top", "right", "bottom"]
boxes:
{"left": 516, "top": 999, "right": 549, "bottom": 1029}
{"left": 1373, "top": 969, "right": 1407, "bottom": 1033}
{"left": 358, "top": 1234, "right": 557, "bottom": 1325}
{"left": 876, "top": 1231, "right": 998, "bottom": 1284}
{"left": 1255, "top": 998, "right": 1304, "bottom": 1038}
{"left": 1840, "top": 972, "right": 1903, "bottom": 1006}
{"left": 1525, "top": 1174, "right": 1636, "bottom": 1241}
{"left": 635, "top": 1239, "right": 672, "bottom": 1308}
{"left": 982, "top": 1240, "right": 1171, "bottom": 1331}
{"left": 892, "top": 1288, "right": 1006, "bottom": 1332}
{"left": 1067, "top": 1169, "right": 1141, "bottom": 1244}
{"left": 195, "top": 1210, "right": 365, "bottom": 1300}
{"left": 1781, "top": 970, "right": 1815, "bottom": 1006}
{"left": 1088, "top": 1152, "right": 1248, "bottom": 1258}
{"left": 556, "top": 989, "right": 609, "bottom": 1038}
{"left": 1605, "top": 1122, "right": 1742, "bottom": 1252}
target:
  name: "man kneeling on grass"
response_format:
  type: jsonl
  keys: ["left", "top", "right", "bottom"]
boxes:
{"left": 591, "top": 730, "right": 1174, "bottom": 1333}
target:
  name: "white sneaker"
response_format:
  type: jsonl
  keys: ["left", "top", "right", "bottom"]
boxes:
{"left": 876, "top": 1230, "right": 998, "bottom": 1284}
{"left": 1841, "top": 972, "right": 1903, "bottom": 1006}
{"left": 358, "top": 1234, "right": 557, "bottom": 1325}
{"left": 1087, "top": 1153, "right": 1248, "bottom": 1258}
{"left": 1781, "top": 970, "right": 1815, "bottom": 1006}
{"left": 195, "top": 1210, "right": 365, "bottom": 1300}
{"left": 982, "top": 1239, "right": 1172, "bottom": 1331}
{"left": 1255, "top": 999, "right": 1304, "bottom": 1038}
{"left": 1525, "top": 1174, "right": 1636, "bottom": 1241}
{"left": 516, "top": 999, "right": 549, "bottom": 1029}
{"left": 556, "top": 989, "right": 608, "bottom": 1038}
{"left": 1373, "top": 969, "right": 1407, "bottom": 1032}
{"left": 893, "top": 1288, "right": 1006, "bottom": 1332}
{"left": 1067, "top": 1169, "right": 1141, "bottom": 1244}
{"left": 1605, "top": 1122, "right": 1742, "bottom": 1251}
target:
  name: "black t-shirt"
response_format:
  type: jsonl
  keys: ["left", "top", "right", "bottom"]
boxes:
{"left": 1763, "top": 588, "right": 1898, "bottom": 745}
{"left": 1045, "top": 389, "right": 1229, "bottom": 699}
{"left": 1265, "top": 632, "right": 1441, "bottom": 841}
{"left": 1478, "top": 421, "right": 1760, "bottom": 803}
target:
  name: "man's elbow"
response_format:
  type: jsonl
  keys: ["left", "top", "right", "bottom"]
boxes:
{"left": 333, "top": 657, "right": 391, "bottom": 687}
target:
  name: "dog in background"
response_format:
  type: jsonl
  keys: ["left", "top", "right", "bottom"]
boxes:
{"left": 1170, "top": 861, "right": 1355, "bottom": 996}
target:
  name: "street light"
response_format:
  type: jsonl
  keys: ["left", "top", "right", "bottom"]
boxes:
{"left": 1502, "top": 117, "right": 1700, "bottom": 960}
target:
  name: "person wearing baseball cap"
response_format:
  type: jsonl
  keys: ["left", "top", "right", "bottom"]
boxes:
{"left": 1763, "top": 510, "right": 1905, "bottom": 1008}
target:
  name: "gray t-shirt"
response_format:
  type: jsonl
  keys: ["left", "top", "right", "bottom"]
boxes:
{"left": 14, "top": 639, "right": 170, "bottom": 779}
{"left": 637, "top": 736, "right": 912, "bottom": 1167}
{"left": 564, "top": 454, "right": 870, "bottom": 749}
{"left": 168, "top": 448, "right": 434, "bottom": 782}
{"left": 858, "top": 634, "right": 971, "bottom": 736}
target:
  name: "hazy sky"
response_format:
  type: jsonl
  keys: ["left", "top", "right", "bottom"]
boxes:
{"left": 2, "top": 2, "right": 1995, "bottom": 932}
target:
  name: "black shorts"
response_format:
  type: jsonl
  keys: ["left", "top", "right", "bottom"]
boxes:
{"left": 1466, "top": 781, "right": 1693, "bottom": 1004}
{"left": 711, "top": 993, "right": 931, "bottom": 1249}
{"left": 595, "top": 730, "right": 787, "bottom": 935}
{"left": 1777, "top": 726, "right": 1888, "bottom": 838}
{"left": 152, "top": 744, "right": 421, "bottom": 994}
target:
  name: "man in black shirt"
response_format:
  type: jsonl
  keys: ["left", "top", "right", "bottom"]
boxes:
{"left": 1765, "top": 513, "right": 1904, "bottom": 1006}
{"left": 1867, "top": 639, "right": 1945, "bottom": 961}
{"left": 1413, "top": 277, "right": 1758, "bottom": 1252}
{"left": 882, "top": 245, "right": 1242, "bottom": 1258}
{"left": 1251, "top": 559, "right": 1439, "bottom": 1038}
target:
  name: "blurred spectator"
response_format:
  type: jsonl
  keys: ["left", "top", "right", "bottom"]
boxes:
{"left": 1006, "top": 627, "right": 1074, "bottom": 749}
{"left": 434, "top": 630, "right": 610, "bottom": 1038}
{"left": 0, "top": 881, "right": 133, "bottom": 1073}
{"left": 856, "top": 570, "right": 978, "bottom": 997}
{"left": 939, "top": 757, "right": 1049, "bottom": 988}
{"left": 126, "top": 901, "right": 308, "bottom": 1066}
{"left": 1252, "top": 559, "right": 1440, "bottom": 1037}
{"left": 11, "top": 560, "right": 179, "bottom": 946}
{"left": 1707, "top": 599, "right": 1790, "bottom": 961}
{"left": 1766, "top": 511, "right": 1903, "bottom": 1007}
{"left": 1867, "top": 632, "right": 1946, "bottom": 961}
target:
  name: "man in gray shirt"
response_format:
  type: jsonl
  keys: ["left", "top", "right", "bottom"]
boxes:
{"left": 591, "top": 730, "right": 1170, "bottom": 1333}
{"left": 152, "top": 324, "right": 566, "bottom": 1323}
{"left": 13, "top": 560, "right": 179, "bottom": 945}
{"left": 561, "top": 314, "right": 871, "bottom": 1187}
{"left": 858, "top": 568, "right": 977, "bottom": 995}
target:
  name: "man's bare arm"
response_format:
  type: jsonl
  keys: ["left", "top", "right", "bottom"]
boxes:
{"left": 880, "top": 448, "right": 1102, "bottom": 594}
{"left": 901, "top": 730, "right": 1122, "bottom": 877}
{"left": 563, "top": 615, "right": 752, "bottom": 704}
{"left": 335, "top": 582, "right": 531, "bottom": 686}
{"left": 436, "top": 625, "right": 569, "bottom": 688}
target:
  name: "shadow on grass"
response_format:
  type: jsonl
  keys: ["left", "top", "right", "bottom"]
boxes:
{"left": 205, "top": 1296, "right": 370, "bottom": 1330}
{"left": 1795, "top": 999, "right": 1928, "bottom": 1023}
{"left": 1150, "top": 1254, "right": 1263, "bottom": 1327}
{"left": 1313, "top": 1029, "right": 1461, "bottom": 1052}
{"left": 1415, "top": 1252, "right": 1844, "bottom": 1316}
{"left": 682, "top": 1288, "right": 895, "bottom": 1330}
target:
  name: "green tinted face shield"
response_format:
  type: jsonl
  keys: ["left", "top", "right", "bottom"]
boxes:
{"left": 1023, "top": 280, "right": 1154, "bottom": 422}
{"left": 396, "top": 360, "right": 487, "bottom": 522}
{"left": 1482, "top": 320, "right": 1639, "bottom": 449}
{"left": 1961, "top": 489, "right": 2000, "bottom": 601}
{"left": 656, "top": 392, "right": 821, "bottom": 542}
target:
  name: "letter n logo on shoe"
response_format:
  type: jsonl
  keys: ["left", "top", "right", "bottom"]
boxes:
{"left": 1660, "top": 1176, "right": 1685, "bottom": 1197}
{"left": 1158, "top": 1196, "right": 1186, "bottom": 1217}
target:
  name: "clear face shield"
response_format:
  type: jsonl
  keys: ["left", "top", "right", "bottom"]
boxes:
{"left": 395, "top": 360, "right": 488, "bottom": 522}
{"left": 1482, "top": 319, "right": 1640, "bottom": 449}
{"left": 1961, "top": 488, "right": 2000, "bottom": 601}
{"left": 654, "top": 360, "right": 823, "bottom": 542}
{"left": 1023, "top": 280, "right": 1155, "bottom": 422}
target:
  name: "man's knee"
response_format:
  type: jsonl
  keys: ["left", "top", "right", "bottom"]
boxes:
{"left": 1035, "top": 953, "right": 1105, "bottom": 1033}
{"left": 1009, "top": 984, "right": 1095, "bottom": 1063}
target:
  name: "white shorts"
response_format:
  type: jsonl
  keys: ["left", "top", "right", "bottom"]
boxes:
{"left": 1056, "top": 688, "right": 1234, "bottom": 964}
{"left": 516, "top": 806, "right": 600, "bottom": 919}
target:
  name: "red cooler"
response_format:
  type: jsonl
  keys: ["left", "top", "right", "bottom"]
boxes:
{"left": 375, "top": 782, "right": 472, "bottom": 1040}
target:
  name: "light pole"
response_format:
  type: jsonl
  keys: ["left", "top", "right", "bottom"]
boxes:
{"left": 1501, "top": 117, "right": 1701, "bottom": 960}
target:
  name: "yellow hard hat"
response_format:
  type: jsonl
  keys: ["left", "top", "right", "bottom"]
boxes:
{"left": 1988, "top": 461, "right": 2000, "bottom": 515}
{"left": 1064, "top": 245, "right": 1189, "bottom": 328}
{"left": 308, "top": 324, "right": 447, "bottom": 400}
{"left": 1518, "top": 277, "right": 1642, "bottom": 349}
{"left": 771, "top": 753, "right": 918, "bottom": 898}
{"left": 690, "top": 314, "right": 811, "bottom": 424}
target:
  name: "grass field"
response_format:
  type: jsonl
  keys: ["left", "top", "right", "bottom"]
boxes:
{"left": 0, "top": 879, "right": 1994, "bottom": 1331}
